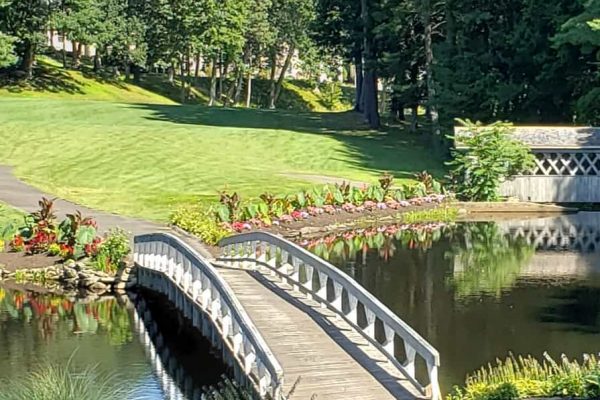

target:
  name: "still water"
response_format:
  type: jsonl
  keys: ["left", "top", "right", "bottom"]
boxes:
{"left": 305, "top": 213, "right": 600, "bottom": 392}
{"left": 0, "top": 287, "right": 228, "bottom": 399}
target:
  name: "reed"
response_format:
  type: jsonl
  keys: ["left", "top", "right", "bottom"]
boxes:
{"left": 448, "top": 353, "right": 600, "bottom": 400}
{"left": 0, "top": 361, "right": 133, "bottom": 400}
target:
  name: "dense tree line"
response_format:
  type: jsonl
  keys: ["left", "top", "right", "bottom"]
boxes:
{"left": 315, "top": 0, "right": 599, "bottom": 131}
{"left": 0, "top": 0, "right": 598, "bottom": 127}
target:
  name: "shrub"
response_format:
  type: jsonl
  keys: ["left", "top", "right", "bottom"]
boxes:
{"left": 319, "top": 82, "right": 343, "bottom": 109}
{"left": 170, "top": 205, "right": 232, "bottom": 245}
{"left": 94, "top": 228, "right": 130, "bottom": 274}
{"left": 448, "top": 353, "right": 600, "bottom": 400}
{"left": 447, "top": 120, "right": 535, "bottom": 201}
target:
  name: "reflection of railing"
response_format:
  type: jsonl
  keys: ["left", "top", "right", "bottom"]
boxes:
{"left": 134, "top": 233, "right": 284, "bottom": 399}
{"left": 218, "top": 231, "right": 441, "bottom": 400}
{"left": 131, "top": 298, "right": 188, "bottom": 400}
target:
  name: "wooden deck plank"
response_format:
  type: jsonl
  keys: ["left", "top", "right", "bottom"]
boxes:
{"left": 216, "top": 266, "right": 425, "bottom": 400}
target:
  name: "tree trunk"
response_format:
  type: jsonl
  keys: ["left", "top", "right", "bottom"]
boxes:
{"left": 423, "top": 0, "right": 440, "bottom": 138}
{"left": 410, "top": 105, "right": 419, "bottom": 133}
{"left": 268, "top": 51, "right": 278, "bottom": 109}
{"left": 245, "top": 72, "right": 253, "bottom": 108}
{"left": 72, "top": 42, "right": 82, "bottom": 69}
{"left": 20, "top": 40, "right": 35, "bottom": 79}
{"left": 61, "top": 32, "right": 67, "bottom": 68}
{"left": 218, "top": 58, "right": 229, "bottom": 100}
{"left": 93, "top": 52, "right": 102, "bottom": 72}
{"left": 233, "top": 67, "right": 244, "bottom": 105}
{"left": 168, "top": 64, "right": 175, "bottom": 83}
{"left": 272, "top": 44, "right": 295, "bottom": 106}
{"left": 360, "top": 0, "right": 380, "bottom": 128}
{"left": 194, "top": 54, "right": 200, "bottom": 85}
{"left": 209, "top": 57, "right": 217, "bottom": 106}
{"left": 180, "top": 58, "right": 187, "bottom": 103}
{"left": 354, "top": 53, "right": 363, "bottom": 112}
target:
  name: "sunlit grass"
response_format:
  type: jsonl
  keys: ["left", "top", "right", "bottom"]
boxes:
{"left": 0, "top": 97, "right": 445, "bottom": 221}
{"left": 0, "top": 201, "right": 24, "bottom": 229}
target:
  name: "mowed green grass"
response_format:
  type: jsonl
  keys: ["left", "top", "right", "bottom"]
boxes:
{"left": 0, "top": 202, "right": 24, "bottom": 229}
{"left": 0, "top": 97, "right": 445, "bottom": 221}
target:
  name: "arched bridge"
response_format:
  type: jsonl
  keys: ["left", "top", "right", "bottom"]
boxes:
{"left": 134, "top": 232, "right": 441, "bottom": 400}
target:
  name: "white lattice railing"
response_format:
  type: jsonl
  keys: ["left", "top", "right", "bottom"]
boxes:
{"left": 530, "top": 152, "right": 600, "bottom": 176}
{"left": 134, "top": 233, "right": 284, "bottom": 400}
{"left": 218, "top": 231, "right": 441, "bottom": 400}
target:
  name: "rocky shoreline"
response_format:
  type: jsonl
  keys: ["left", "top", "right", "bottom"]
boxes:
{"left": 0, "top": 259, "right": 137, "bottom": 295}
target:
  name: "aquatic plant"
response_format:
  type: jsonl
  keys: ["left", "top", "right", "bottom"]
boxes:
{"left": 448, "top": 353, "right": 600, "bottom": 400}
{"left": 0, "top": 360, "right": 133, "bottom": 400}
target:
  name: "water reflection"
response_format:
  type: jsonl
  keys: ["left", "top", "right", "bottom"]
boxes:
{"left": 0, "top": 286, "right": 234, "bottom": 399}
{"left": 302, "top": 213, "right": 600, "bottom": 391}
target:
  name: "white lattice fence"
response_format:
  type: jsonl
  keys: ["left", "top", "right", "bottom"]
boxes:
{"left": 531, "top": 152, "right": 600, "bottom": 176}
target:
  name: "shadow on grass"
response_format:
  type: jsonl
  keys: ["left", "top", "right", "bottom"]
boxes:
{"left": 0, "top": 63, "right": 83, "bottom": 94}
{"left": 127, "top": 102, "right": 446, "bottom": 179}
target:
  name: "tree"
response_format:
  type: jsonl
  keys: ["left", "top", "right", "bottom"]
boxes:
{"left": 0, "top": 0, "right": 54, "bottom": 78}
{"left": 0, "top": 32, "right": 17, "bottom": 68}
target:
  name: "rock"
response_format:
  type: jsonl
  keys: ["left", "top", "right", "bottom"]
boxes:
{"left": 64, "top": 259, "right": 76, "bottom": 268}
{"left": 113, "top": 282, "right": 127, "bottom": 291}
{"left": 63, "top": 268, "right": 78, "bottom": 279}
{"left": 81, "top": 277, "right": 100, "bottom": 287}
{"left": 99, "top": 276, "right": 116, "bottom": 284}
{"left": 89, "top": 281, "right": 108, "bottom": 292}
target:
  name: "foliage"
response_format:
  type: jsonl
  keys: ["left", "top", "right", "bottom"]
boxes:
{"left": 448, "top": 353, "right": 600, "bottom": 400}
{"left": 201, "top": 377, "right": 254, "bottom": 400}
{"left": 57, "top": 211, "right": 100, "bottom": 259}
{"left": 447, "top": 120, "right": 535, "bottom": 201}
{"left": 170, "top": 205, "right": 232, "bottom": 245}
{"left": 0, "top": 360, "right": 133, "bottom": 400}
{"left": 319, "top": 82, "right": 343, "bottom": 109}
{"left": 209, "top": 174, "right": 446, "bottom": 230}
{"left": 401, "top": 206, "right": 458, "bottom": 224}
{"left": 446, "top": 223, "right": 535, "bottom": 299}
{"left": 94, "top": 228, "right": 130, "bottom": 274}
{"left": 304, "top": 222, "right": 449, "bottom": 262}
{"left": 0, "top": 32, "right": 16, "bottom": 68}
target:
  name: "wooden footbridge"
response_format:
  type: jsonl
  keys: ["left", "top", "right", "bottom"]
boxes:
{"left": 133, "top": 232, "right": 440, "bottom": 400}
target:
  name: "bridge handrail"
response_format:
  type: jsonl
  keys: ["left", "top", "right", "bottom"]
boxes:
{"left": 218, "top": 231, "right": 441, "bottom": 399}
{"left": 134, "top": 233, "right": 284, "bottom": 399}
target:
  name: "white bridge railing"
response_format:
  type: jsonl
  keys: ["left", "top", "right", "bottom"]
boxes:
{"left": 134, "top": 233, "right": 284, "bottom": 399}
{"left": 218, "top": 231, "right": 441, "bottom": 400}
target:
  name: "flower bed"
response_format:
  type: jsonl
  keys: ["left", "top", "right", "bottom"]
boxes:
{"left": 171, "top": 172, "right": 450, "bottom": 244}
{"left": 1, "top": 198, "right": 130, "bottom": 278}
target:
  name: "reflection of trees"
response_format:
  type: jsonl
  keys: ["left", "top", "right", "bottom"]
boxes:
{"left": 307, "top": 224, "right": 448, "bottom": 264}
{"left": 446, "top": 223, "right": 535, "bottom": 299}
{"left": 0, "top": 287, "right": 132, "bottom": 345}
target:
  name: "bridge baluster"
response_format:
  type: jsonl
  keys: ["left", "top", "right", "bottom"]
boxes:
{"left": 403, "top": 342, "right": 417, "bottom": 378}
{"left": 316, "top": 271, "right": 328, "bottom": 306}
{"left": 363, "top": 308, "right": 376, "bottom": 339}
{"left": 346, "top": 294, "right": 358, "bottom": 324}
{"left": 290, "top": 257, "right": 300, "bottom": 290}
{"left": 332, "top": 282, "right": 343, "bottom": 312}
{"left": 303, "top": 265, "right": 314, "bottom": 297}
{"left": 382, "top": 324, "right": 395, "bottom": 357}
{"left": 426, "top": 362, "right": 441, "bottom": 400}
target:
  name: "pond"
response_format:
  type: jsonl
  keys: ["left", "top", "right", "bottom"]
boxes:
{"left": 303, "top": 212, "right": 600, "bottom": 392}
{"left": 0, "top": 286, "right": 230, "bottom": 399}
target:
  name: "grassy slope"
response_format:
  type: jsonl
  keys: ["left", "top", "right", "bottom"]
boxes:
{"left": 0, "top": 202, "right": 24, "bottom": 229}
{"left": 0, "top": 57, "right": 176, "bottom": 104}
{"left": 0, "top": 97, "right": 445, "bottom": 221}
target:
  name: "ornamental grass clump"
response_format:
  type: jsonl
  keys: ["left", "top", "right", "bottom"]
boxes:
{"left": 448, "top": 353, "right": 600, "bottom": 400}
{"left": 0, "top": 360, "right": 133, "bottom": 400}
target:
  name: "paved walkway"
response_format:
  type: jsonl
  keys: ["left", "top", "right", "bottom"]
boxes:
{"left": 0, "top": 165, "right": 163, "bottom": 235}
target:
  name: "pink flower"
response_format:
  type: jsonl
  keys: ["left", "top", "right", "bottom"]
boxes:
{"left": 399, "top": 201, "right": 410, "bottom": 207}
{"left": 300, "top": 211, "right": 310, "bottom": 219}
{"left": 376, "top": 202, "right": 387, "bottom": 210}
{"left": 291, "top": 210, "right": 303, "bottom": 220}
{"left": 342, "top": 203, "right": 356, "bottom": 212}
{"left": 243, "top": 223, "right": 253, "bottom": 230}
{"left": 363, "top": 201, "right": 376, "bottom": 210}
{"left": 232, "top": 222, "right": 245, "bottom": 232}
{"left": 280, "top": 214, "right": 294, "bottom": 223}
{"left": 324, "top": 205, "right": 336, "bottom": 214}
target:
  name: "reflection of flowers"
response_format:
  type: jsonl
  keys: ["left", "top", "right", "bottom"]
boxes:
{"left": 0, "top": 288, "right": 132, "bottom": 345}
{"left": 301, "top": 222, "right": 448, "bottom": 262}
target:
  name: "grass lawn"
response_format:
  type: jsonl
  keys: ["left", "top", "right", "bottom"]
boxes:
{"left": 0, "top": 96, "right": 445, "bottom": 222}
{"left": 0, "top": 202, "right": 24, "bottom": 229}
